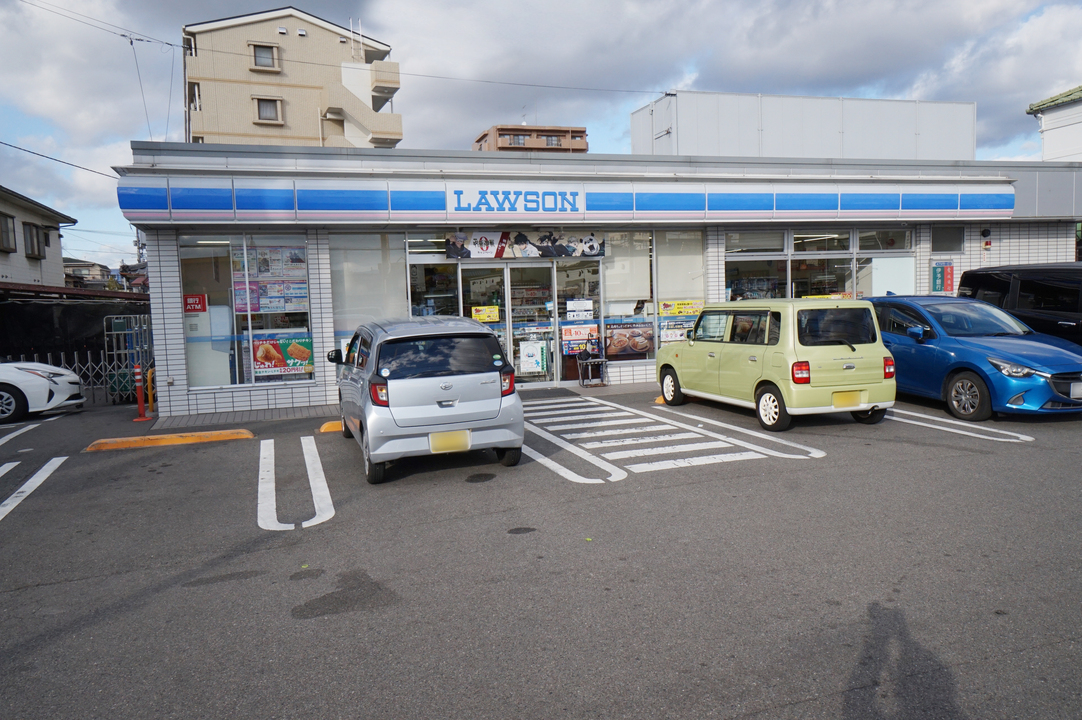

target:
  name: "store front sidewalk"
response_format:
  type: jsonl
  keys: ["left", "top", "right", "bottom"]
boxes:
{"left": 148, "top": 382, "right": 660, "bottom": 431}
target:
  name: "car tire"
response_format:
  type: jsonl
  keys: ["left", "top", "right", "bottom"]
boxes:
{"left": 0, "top": 384, "right": 28, "bottom": 424}
{"left": 661, "top": 368, "right": 686, "bottom": 406}
{"left": 340, "top": 398, "right": 353, "bottom": 439}
{"left": 361, "top": 429, "right": 388, "bottom": 484}
{"left": 495, "top": 447, "right": 522, "bottom": 467}
{"left": 947, "top": 371, "right": 992, "bottom": 422}
{"left": 755, "top": 384, "right": 792, "bottom": 431}
{"left": 851, "top": 408, "right": 888, "bottom": 424}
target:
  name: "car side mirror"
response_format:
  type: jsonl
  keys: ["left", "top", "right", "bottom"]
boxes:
{"left": 906, "top": 326, "right": 924, "bottom": 342}
{"left": 327, "top": 349, "right": 343, "bottom": 364}
{"left": 685, "top": 329, "right": 694, "bottom": 341}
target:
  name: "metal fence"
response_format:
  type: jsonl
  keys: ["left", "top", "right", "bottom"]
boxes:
{"left": 3, "top": 315, "right": 153, "bottom": 405}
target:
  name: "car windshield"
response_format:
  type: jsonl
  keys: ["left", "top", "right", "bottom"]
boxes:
{"left": 797, "top": 308, "right": 878, "bottom": 348}
{"left": 376, "top": 334, "right": 505, "bottom": 379}
{"left": 922, "top": 302, "right": 1032, "bottom": 337}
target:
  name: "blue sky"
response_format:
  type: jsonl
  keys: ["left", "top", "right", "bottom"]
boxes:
{"left": 1, "top": 0, "right": 1078, "bottom": 270}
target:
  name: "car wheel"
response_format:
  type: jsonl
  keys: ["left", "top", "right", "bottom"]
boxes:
{"left": 661, "top": 368, "right": 685, "bottom": 406}
{"left": 495, "top": 447, "right": 522, "bottom": 467}
{"left": 0, "top": 384, "right": 28, "bottom": 424}
{"left": 947, "top": 371, "right": 992, "bottom": 422}
{"left": 340, "top": 398, "right": 353, "bottom": 439}
{"left": 755, "top": 384, "right": 791, "bottom": 431}
{"left": 851, "top": 408, "right": 888, "bottom": 424}
{"left": 361, "top": 429, "right": 388, "bottom": 484}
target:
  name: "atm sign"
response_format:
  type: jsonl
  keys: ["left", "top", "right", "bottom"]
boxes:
{"left": 184, "top": 294, "right": 207, "bottom": 313}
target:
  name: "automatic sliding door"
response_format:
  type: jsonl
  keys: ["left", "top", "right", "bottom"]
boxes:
{"left": 509, "top": 265, "right": 554, "bottom": 383}
{"left": 462, "top": 266, "right": 509, "bottom": 354}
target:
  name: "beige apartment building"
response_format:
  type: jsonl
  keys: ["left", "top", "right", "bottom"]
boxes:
{"left": 183, "top": 7, "right": 402, "bottom": 148}
{"left": 473, "top": 125, "right": 588, "bottom": 152}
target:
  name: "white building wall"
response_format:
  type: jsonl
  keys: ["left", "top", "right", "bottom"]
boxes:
{"left": 632, "top": 91, "right": 976, "bottom": 161}
{"left": 1039, "top": 103, "right": 1082, "bottom": 161}
{"left": 0, "top": 198, "right": 66, "bottom": 286}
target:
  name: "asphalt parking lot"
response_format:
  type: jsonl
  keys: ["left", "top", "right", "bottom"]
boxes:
{"left": 1, "top": 387, "right": 1080, "bottom": 719}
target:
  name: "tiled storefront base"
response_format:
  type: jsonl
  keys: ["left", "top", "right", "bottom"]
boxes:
{"left": 605, "top": 360, "right": 656, "bottom": 385}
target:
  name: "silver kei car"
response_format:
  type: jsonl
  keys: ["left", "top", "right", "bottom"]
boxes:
{"left": 329, "top": 317, "right": 524, "bottom": 484}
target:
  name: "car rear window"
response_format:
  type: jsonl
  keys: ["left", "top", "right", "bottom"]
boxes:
{"left": 376, "top": 334, "right": 506, "bottom": 379}
{"left": 797, "top": 308, "right": 878, "bottom": 347}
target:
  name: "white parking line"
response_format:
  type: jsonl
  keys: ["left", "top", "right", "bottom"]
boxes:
{"left": 522, "top": 398, "right": 590, "bottom": 407}
{"left": 543, "top": 417, "right": 654, "bottom": 431}
{"left": 0, "top": 462, "right": 19, "bottom": 480}
{"left": 0, "top": 457, "right": 67, "bottom": 523}
{"left": 580, "top": 432, "right": 702, "bottom": 449}
{"left": 654, "top": 407, "right": 828, "bottom": 458}
{"left": 523, "top": 422, "right": 627, "bottom": 482}
{"left": 524, "top": 406, "right": 618, "bottom": 418}
{"left": 887, "top": 408, "right": 1035, "bottom": 442}
{"left": 601, "top": 440, "right": 732, "bottom": 461}
{"left": 626, "top": 451, "right": 766, "bottom": 473}
{"left": 521, "top": 445, "right": 604, "bottom": 484}
{"left": 530, "top": 411, "right": 634, "bottom": 424}
{"left": 560, "top": 424, "right": 677, "bottom": 440}
{"left": 0, "top": 424, "right": 40, "bottom": 448}
{"left": 257, "top": 437, "right": 336, "bottom": 531}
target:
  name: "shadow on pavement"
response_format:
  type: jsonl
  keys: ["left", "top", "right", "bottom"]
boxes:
{"left": 843, "top": 602, "right": 968, "bottom": 720}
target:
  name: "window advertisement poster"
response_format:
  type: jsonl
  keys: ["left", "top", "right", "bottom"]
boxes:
{"left": 232, "top": 246, "right": 307, "bottom": 279}
{"left": 234, "top": 281, "right": 260, "bottom": 312}
{"left": 518, "top": 340, "right": 548, "bottom": 374}
{"left": 561, "top": 324, "right": 599, "bottom": 355}
{"left": 232, "top": 247, "right": 257, "bottom": 279}
{"left": 472, "top": 306, "right": 500, "bottom": 322}
{"left": 250, "top": 333, "right": 314, "bottom": 376}
{"left": 605, "top": 321, "right": 654, "bottom": 355}
{"left": 565, "top": 299, "right": 594, "bottom": 321}
{"left": 445, "top": 230, "right": 606, "bottom": 259}
{"left": 658, "top": 300, "right": 702, "bottom": 345}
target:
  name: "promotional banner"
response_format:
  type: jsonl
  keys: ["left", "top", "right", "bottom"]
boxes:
{"left": 251, "top": 334, "right": 314, "bottom": 376}
{"left": 561, "top": 324, "right": 599, "bottom": 355}
{"left": 605, "top": 322, "right": 654, "bottom": 355}
{"left": 659, "top": 300, "right": 703, "bottom": 317}
{"left": 446, "top": 230, "right": 606, "bottom": 259}
{"left": 471, "top": 306, "right": 500, "bottom": 322}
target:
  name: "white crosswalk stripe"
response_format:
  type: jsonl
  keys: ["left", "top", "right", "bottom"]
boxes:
{"left": 524, "top": 396, "right": 824, "bottom": 482}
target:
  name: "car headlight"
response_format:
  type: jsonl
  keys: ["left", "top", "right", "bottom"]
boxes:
{"left": 17, "top": 368, "right": 66, "bottom": 385}
{"left": 987, "top": 358, "right": 1049, "bottom": 379}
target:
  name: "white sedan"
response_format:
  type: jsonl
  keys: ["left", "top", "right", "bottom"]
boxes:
{"left": 0, "top": 362, "right": 85, "bottom": 423}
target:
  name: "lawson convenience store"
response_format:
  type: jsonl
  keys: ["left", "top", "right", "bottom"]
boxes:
{"left": 116, "top": 142, "right": 1080, "bottom": 418}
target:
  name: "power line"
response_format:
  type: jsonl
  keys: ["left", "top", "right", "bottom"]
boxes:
{"left": 0, "top": 141, "right": 117, "bottom": 179}
{"left": 19, "top": 0, "right": 666, "bottom": 97}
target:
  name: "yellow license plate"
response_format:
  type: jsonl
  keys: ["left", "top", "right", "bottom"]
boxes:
{"left": 832, "top": 391, "right": 862, "bottom": 408}
{"left": 429, "top": 430, "right": 471, "bottom": 454}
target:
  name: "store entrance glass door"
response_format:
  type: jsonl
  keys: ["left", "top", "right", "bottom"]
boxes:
{"left": 509, "top": 265, "right": 555, "bottom": 383}
{"left": 557, "top": 260, "right": 601, "bottom": 382}
{"left": 461, "top": 266, "right": 508, "bottom": 353}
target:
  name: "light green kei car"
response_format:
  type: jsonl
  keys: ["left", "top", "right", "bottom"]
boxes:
{"left": 656, "top": 299, "right": 897, "bottom": 431}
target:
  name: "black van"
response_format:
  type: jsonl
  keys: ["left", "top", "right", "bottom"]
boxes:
{"left": 957, "top": 263, "right": 1082, "bottom": 347}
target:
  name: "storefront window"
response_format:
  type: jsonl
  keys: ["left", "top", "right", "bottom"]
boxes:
{"left": 793, "top": 229, "right": 851, "bottom": 253}
{"left": 856, "top": 256, "right": 917, "bottom": 298}
{"left": 725, "top": 230, "right": 785, "bottom": 253}
{"left": 180, "top": 234, "right": 313, "bottom": 388}
{"left": 858, "top": 229, "right": 912, "bottom": 251}
{"left": 330, "top": 234, "right": 406, "bottom": 352}
{"left": 656, "top": 230, "right": 704, "bottom": 347}
{"left": 558, "top": 261, "right": 600, "bottom": 381}
{"left": 601, "top": 230, "right": 653, "bottom": 360}
{"left": 409, "top": 264, "right": 459, "bottom": 316}
{"left": 727, "top": 259, "right": 786, "bottom": 300}
{"left": 406, "top": 230, "right": 448, "bottom": 257}
{"left": 791, "top": 258, "right": 854, "bottom": 298}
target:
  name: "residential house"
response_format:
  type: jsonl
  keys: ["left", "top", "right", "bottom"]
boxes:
{"left": 0, "top": 185, "right": 74, "bottom": 288}
{"left": 1027, "top": 85, "right": 1082, "bottom": 162}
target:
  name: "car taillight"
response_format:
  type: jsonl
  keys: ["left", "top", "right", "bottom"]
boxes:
{"left": 884, "top": 357, "right": 895, "bottom": 379}
{"left": 369, "top": 380, "right": 389, "bottom": 406}
{"left": 792, "top": 361, "right": 810, "bottom": 384}
{"left": 501, "top": 370, "right": 515, "bottom": 396}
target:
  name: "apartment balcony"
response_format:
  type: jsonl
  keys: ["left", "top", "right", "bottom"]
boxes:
{"left": 371, "top": 61, "right": 400, "bottom": 112}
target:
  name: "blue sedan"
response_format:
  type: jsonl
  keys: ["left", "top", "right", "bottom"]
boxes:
{"left": 869, "top": 295, "right": 1082, "bottom": 421}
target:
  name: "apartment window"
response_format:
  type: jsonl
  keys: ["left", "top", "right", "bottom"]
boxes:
{"left": 0, "top": 214, "right": 15, "bottom": 252}
{"left": 545, "top": 136, "right": 561, "bottom": 147}
{"left": 182, "top": 35, "right": 196, "bottom": 57}
{"left": 252, "top": 97, "right": 283, "bottom": 124}
{"left": 510, "top": 135, "right": 526, "bottom": 146}
{"left": 188, "top": 82, "right": 201, "bottom": 112}
{"left": 249, "top": 43, "right": 280, "bottom": 72}
{"left": 23, "top": 223, "right": 46, "bottom": 259}
{"left": 192, "top": 136, "right": 205, "bottom": 143}
{"left": 931, "top": 226, "right": 965, "bottom": 254}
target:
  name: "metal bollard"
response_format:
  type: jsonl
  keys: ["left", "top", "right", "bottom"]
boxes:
{"left": 133, "top": 363, "right": 153, "bottom": 422}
